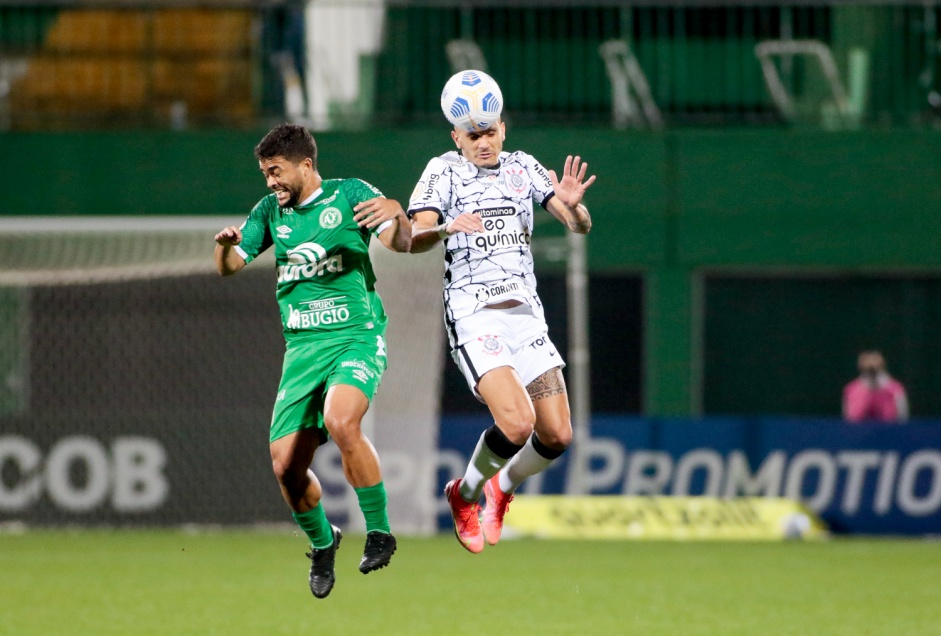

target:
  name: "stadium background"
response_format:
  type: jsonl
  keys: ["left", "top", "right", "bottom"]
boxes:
{"left": 1, "top": 0, "right": 940, "bottom": 538}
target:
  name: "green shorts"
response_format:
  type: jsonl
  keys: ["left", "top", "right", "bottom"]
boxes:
{"left": 269, "top": 332, "right": 387, "bottom": 444}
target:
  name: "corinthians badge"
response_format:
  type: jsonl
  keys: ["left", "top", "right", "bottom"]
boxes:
{"left": 479, "top": 335, "right": 503, "bottom": 356}
{"left": 506, "top": 167, "right": 528, "bottom": 194}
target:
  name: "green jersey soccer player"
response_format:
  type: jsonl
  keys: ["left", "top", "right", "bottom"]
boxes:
{"left": 214, "top": 124, "right": 411, "bottom": 599}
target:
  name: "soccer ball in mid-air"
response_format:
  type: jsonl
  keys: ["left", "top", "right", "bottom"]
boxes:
{"left": 440, "top": 70, "right": 503, "bottom": 132}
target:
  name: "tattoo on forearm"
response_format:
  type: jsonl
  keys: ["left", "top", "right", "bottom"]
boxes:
{"left": 527, "top": 369, "right": 567, "bottom": 400}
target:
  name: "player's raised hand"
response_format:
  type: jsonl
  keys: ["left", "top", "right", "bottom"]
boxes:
{"left": 215, "top": 226, "right": 242, "bottom": 246}
{"left": 549, "top": 155, "right": 597, "bottom": 210}
{"left": 354, "top": 197, "right": 405, "bottom": 228}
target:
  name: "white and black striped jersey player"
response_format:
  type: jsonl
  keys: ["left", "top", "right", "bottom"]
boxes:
{"left": 409, "top": 147, "right": 554, "bottom": 340}
{"left": 407, "top": 115, "right": 595, "bottom": 555}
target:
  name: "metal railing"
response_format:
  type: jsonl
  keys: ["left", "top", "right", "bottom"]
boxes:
{"left": 375, "top": 1, "right": 941, "bottom": 128}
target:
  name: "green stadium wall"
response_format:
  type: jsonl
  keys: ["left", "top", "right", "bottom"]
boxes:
{"left": 2, "top": 128, "right": 940, "bottom": 416}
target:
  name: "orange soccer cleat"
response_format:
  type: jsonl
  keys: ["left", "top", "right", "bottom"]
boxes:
{"left": 481, "top": 474, "right": 514, "bottom": 546}
{"left": 444, "top": 478, "right": 484, "bottom": 554}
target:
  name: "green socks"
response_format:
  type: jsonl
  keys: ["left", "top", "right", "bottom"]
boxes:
{"left": 355, "top": 482, "right": 391, "bottom": 534}
{"left": 292, "top": 483, "right": 389, "bottom": 546}
{"left": 292, "top": 504, "right": 334, "bottom": 549}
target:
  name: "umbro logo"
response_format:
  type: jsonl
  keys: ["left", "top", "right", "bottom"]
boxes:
{"left": 276, "top": 225, "right": 292, "bottom": 239}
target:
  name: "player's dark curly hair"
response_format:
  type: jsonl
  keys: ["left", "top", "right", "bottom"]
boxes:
{"left": 254, "top": 124, "right": 318, "bottom": 167}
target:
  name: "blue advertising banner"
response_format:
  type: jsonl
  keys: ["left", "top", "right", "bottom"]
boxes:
{"left": 437, "top": 415, "right": 941, "bottom": 535}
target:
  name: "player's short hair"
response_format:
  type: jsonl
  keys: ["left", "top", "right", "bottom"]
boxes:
{"left": 254, "top": 124, "right": 318, "bottom": 168}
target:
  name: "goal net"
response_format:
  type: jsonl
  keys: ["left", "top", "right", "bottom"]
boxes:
{"left": 0, "top": 216, "right": 444, "bottom": 533}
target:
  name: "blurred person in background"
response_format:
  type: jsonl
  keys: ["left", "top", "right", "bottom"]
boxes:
{"left": 214, "top": 124, "right": 410, "bottom": 599}
{"left": 407, "top": 70, "right": 595, "bottom": 554}
{"left": 842, "top": 350, "right": 909, "bottom": 423}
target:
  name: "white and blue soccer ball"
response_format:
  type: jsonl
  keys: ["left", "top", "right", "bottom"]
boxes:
{"left": 440, "top": 70, "right": 503, "bottom": 132}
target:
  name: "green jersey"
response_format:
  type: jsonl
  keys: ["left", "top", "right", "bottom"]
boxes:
{"left": 236, "top": 178, "right": 389, "bottom": 342}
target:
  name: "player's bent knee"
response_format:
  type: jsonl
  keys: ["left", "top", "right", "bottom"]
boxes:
{"left": 501, "top": 420, "right": 535, "bottom": 445}
{"left": 323, "top": 414, "right": 363, "bottom": 449}
{"left": 269, "top": 448, "right": 290, "bottom": 479}
{"left": 535, "top": 419, "right": 573, "bottom": 450}
{"left": 542, "top": 428, "right": 573, "bottom": 450}
{"left": 270, "top": 457, "right": 285, "bottom": 481}
{"left": 271, "top": 456, "right": 306, "bottom": 490}
{"left": 490, "top": 408, "right": 535, "bottom": 444}
{"left": 489, "top": 403, "right": 536, "bottom": 443}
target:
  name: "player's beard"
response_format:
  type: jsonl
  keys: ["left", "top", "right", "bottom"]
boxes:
{"left": 275, "top": 182, "right": 302, "bottom": 208}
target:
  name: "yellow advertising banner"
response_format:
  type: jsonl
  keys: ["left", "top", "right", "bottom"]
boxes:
{"left": 503, "top": 496, "right": 828, "bottom": 541}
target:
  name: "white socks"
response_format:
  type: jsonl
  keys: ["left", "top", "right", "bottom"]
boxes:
{"left": 459, "top": 429, "right": 566, "bottom": 500}
{"left": 459, "top": 430, "right": 509, "bottom": 501}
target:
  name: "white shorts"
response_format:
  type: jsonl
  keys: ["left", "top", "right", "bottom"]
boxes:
{"left": 451, "top": 303, "right": 565, "bottom": 401}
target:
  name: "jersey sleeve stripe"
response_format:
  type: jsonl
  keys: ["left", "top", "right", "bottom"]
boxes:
{"left": 406, "top": 205, "right": 444, "bottom": 223}
{"left": 374, "top": 219, "right": 395, "bottom": 236}
{"left": 234, "top": 244, "right": 251, "bottom": 262}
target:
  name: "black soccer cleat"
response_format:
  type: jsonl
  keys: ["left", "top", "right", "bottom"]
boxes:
{"left": 358, "top": 531, "right": 397, "bottom": 574}
{"left": 306, "top": 525, "right": 342, "bottom": 599}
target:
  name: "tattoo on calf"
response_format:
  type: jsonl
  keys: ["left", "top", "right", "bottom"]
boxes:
{"left": 527, "top": 369, "right": 566, "bottom": 401}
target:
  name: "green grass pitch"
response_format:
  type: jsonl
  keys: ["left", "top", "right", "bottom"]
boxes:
{"left": 1, "top": 529, "right": 939, "bottom": 635}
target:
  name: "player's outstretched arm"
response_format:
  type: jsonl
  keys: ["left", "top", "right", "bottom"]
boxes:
{"left": 547, "top": 155, "right": 595, "bottom": 234}
{"left": 355, "top": 197, "right": 412, "bottom": 253}
{"left": 409, "top": 210, "right": 484, "bottom": 253}
{"left": 214, "top": 226, "right": 246, "bottom": 276}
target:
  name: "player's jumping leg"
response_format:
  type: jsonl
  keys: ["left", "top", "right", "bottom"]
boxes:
{"left": 323, "top": 383, "right": 397, "bottom": 573}
{"left": 271, "top": 429, "right": 342, "bottom": 599}
{"left": 483, "top": 368, "right": 571, "bottom": 545}
{"left": 446, "top": 366, "right": 532, "bottom": 552}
